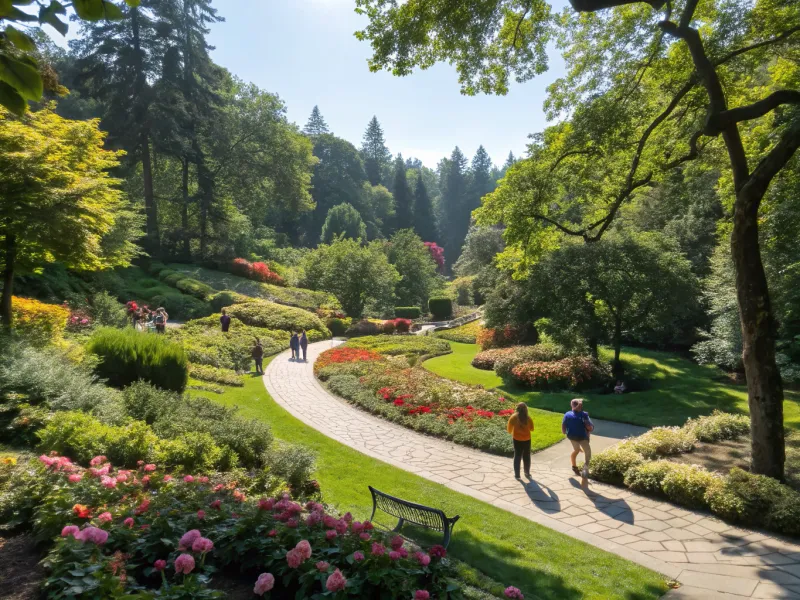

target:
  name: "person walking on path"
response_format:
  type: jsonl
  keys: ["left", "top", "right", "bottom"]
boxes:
{"left": 154, "top": 307, "right": 168, "bottom": 334}
{"left": 252, "top": 339, "right": 264, "bottom": 375}
{"left": 562, "top": 398, "right": 594, "bottom": 477}
{"left": 290, "top": 331, "right": 299, "bottom": 360}
{"left": 506, "top": 402, "right": 534, "bottom": 479}
{"left": 220, "top": 309, "right": 231, "bottom": 333}
{"left": 300, "top": 330, "right": 309, "bottom": 362}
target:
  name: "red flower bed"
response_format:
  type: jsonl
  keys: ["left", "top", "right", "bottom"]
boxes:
{"left": 315, "top": 347, "right": 382, "bottom": 373}
{"left": 230, "top": 258, "right": 285, "bottom": 286}
{"left": 381, "top": 318, "right": 412, "bottom": 334}
{"left": 477, "top": 325, "right": 525, "bottom": 350}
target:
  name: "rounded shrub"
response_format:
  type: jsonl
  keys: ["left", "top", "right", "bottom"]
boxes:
{"left": 428, "top": 297, "right": 453, "bottom": 320}
{"left": 86, "top": 327, "right": 189, "bottom": 392}
{"left": 326, "top": 317, "right": 350, "bottom": 337}
{"left": 624, "top": 460, "right": 674, "bottom": 497}
{"left": 589, "top": 445, "right": 645, "bottom": 485}
{"left": 395, "top": 306, "right": 421, "bottom": 319}
{"left": 661, "top": 463, "right": 719, "bottom": 509}
{"left": 628, "top": 426, "right": 697, "bottom": 459}
{"left": 175, "top": 277, "right": 215, "bottom": 300}
{"left": 686, "top": 411, "right": 750, "bottom": 442}
{"left": 11, "top": 296, "right": 70, "bottom": 347}
{"left": 154, "top": 431, "right": 225, "bottom": 472}
{"left": 345, "top": 320, "right": 382, "bottom": 337}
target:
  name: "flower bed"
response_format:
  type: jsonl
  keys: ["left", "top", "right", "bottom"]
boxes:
{"left": 509, "top": 356, "right": 612, "bottom": 391}
{"left": 1, "top": 453, "right": 467, "bottom": 599}
{"left": 344, "top": 335, "right": 451, "bottom": 359}
{"left": 435, "top": 320, "right": 484, "bottom": 344}
{"left": 231, "top": 257, "right": 285, "bottom": 286}
{"left": 471, "top": 348, "right": 514, "bottom": 371}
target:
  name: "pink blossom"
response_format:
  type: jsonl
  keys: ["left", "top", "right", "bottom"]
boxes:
{"left": 390, "top": 535, "right": 404, "bottom": 550}
{"left": 210, "top": 500, "right": 222, "bottom": 510}
{"left": 100, "top": 476, "right": 117, "bottom": 489}
{"left": 389, "top": 551, "right": 401, "bottom": 561}
{"left": 334, "top": 519, "right": 348, "bottom": 535}
{"left": 306, "top": 513, "right": 321, "bottom": 527}
{"left": 287, "top": 518, "right": 298, "bottom": 528}
{"left": 199, "top": 476, "right": 209, "bottom": 483}
{"left": 326, "top": 569, "right": 347, "bottom": 592}
{"left": 414, "top": 552, "right": 431, "bottom": 567}
{"left": 192, "top": 537, "right": 214, "bottom": 554}
{"left": 97, "top": 512, "right": 113, "bottom": 523}
{"left": 371, "top": 543, "right": 386, "bottom": 556}
{"left": 286, "top": 548, "right": 303, "bottom": 568}
{"left": 115, "top": 473, "right": 128, "bottom": 483}
{"left": 429, "top": 545, "right": 447, "bottom": 558}
{"left": 135, "top": 499, "right": 150, "bottom": 515}
{"left": 326, "top": 529, "right": 338, "bottom": 541}
{"left": 178, "top": 530, "right": 201, "bottom": 551}
{"left": 123, "top": 517, "right": 134, "bottom": 528}
{"left": 316, "top": 561, "right": 330, "bottom": 572}
{"left": 363, "top": 521, "right": 374, "bottom": 530}
{"left": 323, "top": 515, "right": 338, "bottom": 528}
{"left": 163, "top": 475, "right": 173, "bottom": 482}
{"left": 415, "top": 592, "right": 431, "bottom": 600}
{"left": 504, "top": 587, "right": 524, "bottom": 599}
{"left": 61, "top": 525, "right": 80, "bottom": 538}
{"left": 197, "top": 510, "right": 205, "bottom": 520}
{"left": 295, "top": 540, "right": 312, "bottom": 560}
{"left": 353, "top": 551, "right": 365, "bottom": 562}
{"left": 90, "top": 455, "right": 107, "bottom": 466}
{"left": 143, "top": 464, "right": 156, "bottom": 472}
{"left": 76, "top": 526, "right": 108, "bottom": 545}
{"left": 268, "top": 529, "right": 277, "bottom": 537}
{"left": 214, "top": 483, "right": 225, "bottom": 492}
{"left": 68, "top": 474, "right": 82, "bottom": 483}
{"left": 153, "top": 559, "right": 166, "bottom": 572}
{"left": 343, "top": 512, "right": 353, "bottom": 523}
{"left": 174, "top": 553, "right": 195, "bottom": 575}
{"left": 351, "top": 521, "right": 364, "bottom": 533}
{"left": 258, "top": 498, "right": 274, "bottom": 511}
{"left": 254, "top": 573, "right": 275, "bottom": 595}
{"left": 360, "top": 533, "right": 371, "bottom": 541}
{"left": 398, "top": 548, "right": 408, "bottom": 558}
{"left": 141, "top": 476, "right": 151, "bottom": 485}
{"left": 183, "top": 475, "right": 194, "bottom": 483}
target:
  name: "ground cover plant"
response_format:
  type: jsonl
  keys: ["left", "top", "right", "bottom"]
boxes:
{"left": 226, "top": 300, "right": 329, "bottom": 334}
{"left": 316, "top": 338, "right": 563, "bottom": 455}
{"left": 188, "top": 373, "right": 669, "bottom": 600}
{"left": 435, "top": 321, "right": 484, "bottom": 344}
{"left": 0, "top": 453, "right": 467, "bottom": 599}
{"left": 114, "top": 267, "right": 213, "bottom": 321}
{"left": 166, "top": 264, "right": 340, "bottom": 312}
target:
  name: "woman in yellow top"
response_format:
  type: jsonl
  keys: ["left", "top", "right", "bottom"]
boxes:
{"left": 507, "top": 403, "right": 534, "bottom": 479}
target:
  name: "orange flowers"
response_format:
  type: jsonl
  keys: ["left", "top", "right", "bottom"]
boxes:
{"left": 73, "top": 504, "right": 92, "bottom": 518}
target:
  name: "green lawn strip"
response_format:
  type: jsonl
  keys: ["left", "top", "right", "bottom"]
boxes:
{"left": 191, "top": 373, "right": 668, "bottom": 600}
{"left": 425, "top": 343, "right": 800, "bottom": 430}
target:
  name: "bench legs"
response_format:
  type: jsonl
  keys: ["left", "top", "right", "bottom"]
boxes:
{"left": 392, "top": 518, "right": 405, "bottom": 533}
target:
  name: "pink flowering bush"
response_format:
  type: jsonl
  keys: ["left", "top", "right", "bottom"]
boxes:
{"left": 1, "top": 451, "right": 468, "bottom": 599}
{"left": 510, "top": 356, "right": 612, "bottom": 391}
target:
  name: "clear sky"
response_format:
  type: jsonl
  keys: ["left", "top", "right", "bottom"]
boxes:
{"left": 205, "top": 0, "right": 568, "bottom": 170}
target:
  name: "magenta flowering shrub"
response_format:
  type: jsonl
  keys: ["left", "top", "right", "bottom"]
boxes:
{"left": 3, "top": 452, "right": 465, "bottom": 599}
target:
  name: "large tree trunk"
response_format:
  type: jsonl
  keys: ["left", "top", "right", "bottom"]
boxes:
{"left": 1, "top": 233, "right": 15, "bottom": 330}
{"left": 181, "top": 158, "right": 191, "bottom": 260}
{"left": 732, "top": 188, "right": 785, "bottom": 479}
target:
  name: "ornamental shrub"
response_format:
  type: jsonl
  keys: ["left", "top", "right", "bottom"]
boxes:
{"left": 87, "top": 327, "right": 189, "bottom": 392}
{"left": 155, "top": 431, "right": 226, "bottom": 471}
{"left": 89, "top": 292, "right": 128, "bottom": 328}
{"left": 435, "top": 320, "right": 483, "bottom": 344}
{"left": 345, "top": 319, "right": 382, "bottom": 337}
{"left": 188, "top": 364, "right": 245, "bottom": 387}
{"left": 395, "top": 306, "right": 421, "bottom": 319}
{"left": 10, "top": 296, "right": 69, "bottom": 346}
{"left": 661, "top": 463, "right": 719, "bottom": 509}
{"left": 175, "top": 277, "right": 216, "bottom": 300}
{"left": 624, "top": 460, "right": 674, "bottom": 497}
{"left": 477, "top": 325, "right": 527, "bottom": 350}
{"left": 685, "top": 411, "right": 750, "bottom": 442}
{"left": 344, "top": 335, "right": 451, "bottom": 358}
{"left": 121, "top": 381, "right": 175, "bottom": 425}
{"left": 251, "top": 261, "right": 285, "bottom": 286}
{"left": 231, "top": 257, "right": 252, "bottom": 277}
{"left": 628, "top": 426, "right": 697, "bottom": 459}
{"left": 588, "top": 445, "right": 645, "bottom": 485}
{"left": 492, "top": 343, "right": 568, "bottom": 378}
{"left": 471, "top": 348, "right": 514, "bottom": 370}
{"left": 450, "top": 276, "right": 475, "bottom": 305}
{"left": 226, "top": 300, "right": 328, "bottom": 333}
{"left": 326, "top": 317, "right": 350, "bottom": 337}
{"left": 382, "top": 320, "right": 396, "bottom": 335}
{"left": 428, "top": 297, "right": 452, "bottom": 320}
{"left": 705, "top": 467, "right": 792, "bottom": 524}
{"left": 509, "top": 356, "right": 612, "bottom": 391}
{"left": 393, "top": 318, "right": 412, "bottom": 333}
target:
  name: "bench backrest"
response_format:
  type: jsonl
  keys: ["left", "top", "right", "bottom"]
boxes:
{"left": 369, "top": 486, "right": 447, "bottom": 531}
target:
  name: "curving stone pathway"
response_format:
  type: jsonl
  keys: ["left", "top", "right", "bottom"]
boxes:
{"left": 264, "top": 341, "right": 800, "bottom": 599}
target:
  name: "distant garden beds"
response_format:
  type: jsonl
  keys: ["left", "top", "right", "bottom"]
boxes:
{"left": 434, "top": 320, "right": 484, "bottom": 344}
{"left": 315, "top": 336, "right": 564, "bottom": 455}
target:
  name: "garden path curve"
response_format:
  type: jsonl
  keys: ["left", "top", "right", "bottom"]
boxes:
{"left": 264, "top": 341, "right": 800, "bottom": 600}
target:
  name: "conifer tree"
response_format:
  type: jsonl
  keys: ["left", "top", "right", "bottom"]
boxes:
{"left": 361, "top": 115, "right": 391, "bottom": 186}
{"left": 439, "top": 146, "right": 468, "bottom": 267}
{"left": 304, "top": 105, "right": 329, "bottom": 136}
{"left": 500, "top": 150, "right": 517, "bottom": 178}
{"left": 413, "top": 173, "right": 438, "bottom": 243}
{"left": 468, "top": 145, "right": 494, "bottom": 214}
{"left": 392, "top": 154, "right": 413, "bottom": 231}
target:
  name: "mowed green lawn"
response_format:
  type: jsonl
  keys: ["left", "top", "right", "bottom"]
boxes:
{"left": 190, "top": 370, "right": 668, "bottom": 600}
{"left": 424, "top": 342, "right": 800, "bottom": 430}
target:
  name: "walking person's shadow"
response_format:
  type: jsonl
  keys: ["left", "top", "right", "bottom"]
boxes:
{"left": 519, "top": 478, "right": 561, "bottom": 513}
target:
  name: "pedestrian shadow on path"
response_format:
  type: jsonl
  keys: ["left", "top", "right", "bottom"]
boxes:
{"left": 569, "top": 478, "right": 636, "bottom": 524}
{"left": 519, "top": 478, "right": 562, "bottom": 513}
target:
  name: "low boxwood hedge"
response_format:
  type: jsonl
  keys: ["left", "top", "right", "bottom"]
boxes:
{"left": 395, "top": 306, "right": 421, "bottom": 319}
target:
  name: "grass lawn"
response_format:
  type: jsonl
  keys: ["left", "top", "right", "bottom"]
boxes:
{"left": 424, "top": 343, "right": 800, "bottom": 430}
{"left": 190, "top": 371, "right": 669, "bottom": 600}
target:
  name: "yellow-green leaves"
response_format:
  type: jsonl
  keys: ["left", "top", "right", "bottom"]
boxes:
{"left": 0, "top": 54, "right": 42, "bottom": 101}
{"left": 4, "top": 25, "right": 36, "bottom": 51}
{"left": 73, "top": 0, "right": 125, "bottom": 21}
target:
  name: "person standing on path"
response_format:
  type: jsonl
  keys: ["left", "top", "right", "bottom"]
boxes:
{"left": 562, "top": 398, "right": 594, "bottom": 477}
{"left": 506, "top": 402, "right": 534, "bottom": 479}
{"left": 300, "top": 330, "right": 308, "bottom": 362}
{"left": 290, "top": 331, "right": 299, "bottom": 360}
{"left": 252, "top": 339, "right": 264, "bottom": 375}
{"left": 220, "top": 309, "right": 231, "bottom": 333}
{"left": 154, "top": 307, "right": 168, "bottom": 334}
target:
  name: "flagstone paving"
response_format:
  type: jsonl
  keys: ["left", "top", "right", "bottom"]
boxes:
{"left": 264, "top": 341, "right": 800, "bottom": 599}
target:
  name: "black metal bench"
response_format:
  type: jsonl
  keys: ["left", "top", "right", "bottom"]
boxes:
{"left": 368, "top": 486, "right": 460, "bottom": 547}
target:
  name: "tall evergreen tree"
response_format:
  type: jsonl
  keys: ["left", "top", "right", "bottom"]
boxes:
{"left": 439, "top": 146, "right": 468, "bottom": 268}
{"left": 361, "top": 115, "right": 391, "bottom": 186}
{"left": 468, "top": 145, "right": 494, "bottom": 213}
{"left": 392, "top": 154, "right": 413, "bottom": 231}
{"left": 503, "top": 151, "right": 516, "bottom": 169}
{"left": 413, "top": 173, "right": 437, "bottom": 243}
{"left": 304, "top": 105, "right": 329, "bottom": 136}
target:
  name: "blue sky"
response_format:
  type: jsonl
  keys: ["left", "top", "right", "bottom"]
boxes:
{"left": 205, "top": 0, "right": 568, "bottom": 169}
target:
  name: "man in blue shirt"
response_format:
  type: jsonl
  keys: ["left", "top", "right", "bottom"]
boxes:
{"left": 562, "top": 398, "right": 594, "bottom": 477}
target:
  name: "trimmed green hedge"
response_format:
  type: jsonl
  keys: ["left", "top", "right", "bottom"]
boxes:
{"left": 395, "top": 306, "right": 421, "bottom": 319}
{"left": 227, "top": 300, "right": 328, "bottom": 334}
{"left": 428, "top": 297, "right": 453, "bottom": 320}
{"left": 86, "top": 327, "right": 189, "bottom": 392}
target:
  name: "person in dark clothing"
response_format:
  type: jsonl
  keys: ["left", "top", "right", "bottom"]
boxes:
{"left": 300, "top": 330, "right": 309, "bottom": 362}
{"left": 252, "top": 339, "right": 264, "bottom": 374}
{"left": 220, "top": 309, "right": 231, "bottom": 333}
{"left": 154, "top": 308, "right": 168, "bottom": 333}
{"left": 290, "top": 332, "right": 299, "bottom": 360}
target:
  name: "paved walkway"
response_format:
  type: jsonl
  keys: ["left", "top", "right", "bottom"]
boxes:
{"left": 264, "top": 341, "right": 800, "bottom": 599}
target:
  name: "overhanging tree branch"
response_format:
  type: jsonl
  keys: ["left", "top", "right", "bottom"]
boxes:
{"left": 706, "top": 90, "right": 800, "bottom": 134}
{"left": 740, "top": 119, "right": 800, "bottom": 204}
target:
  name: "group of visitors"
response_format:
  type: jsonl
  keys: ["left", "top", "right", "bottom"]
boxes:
{"left": 290, "top": 330, "right": 308, "bottom": 361}
{"left": 131, "top": 306, "right": 169, "bottom": 333}
{"left": 507, "top": 398, "right": 594, "bottom": 480}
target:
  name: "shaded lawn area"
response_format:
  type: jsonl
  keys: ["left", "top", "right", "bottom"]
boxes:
{"left": 190, "top": 371, "right": 668, "bottom": 600}
{"left": 426, "top": 343, "right": 800, "bottom": 430}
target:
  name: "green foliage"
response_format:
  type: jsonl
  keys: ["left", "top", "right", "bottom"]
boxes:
{"left": 627, "top": 427, "right": 697, "bottom": 460}
{"left": 428, "top": 297, "right": 453, "bottom": 320}
{"left": 686, "top": 411, "right": 750, "bottom": 443}
{"left": 387, "top": 229, "right": 439, "bottom": 308}
{"left": 320, "top": 202, "right": 367, "bottom": 243}
{"left": 155, "top": 431, "right": 226, "bottom": 472}
{"left": 174, "top": 277, "right": 216, "bottom": 300}
{"left": 491, "top": 343, "right": 568, "bottom": 378}
{"left": 303, "top": 238, "right": 400, "bottom": 318}
{"left": 37, "top": 411, "right": 157, "bottom": 466}
{"left": 89, "top": 291, "right": 128, "bottom": 328}
{"left": 344, "top": 319, "right": 382, "bottom": 337}
{"left": 395, "top": 306, "right": 421, "bottom": 319}
{"left": 189, "top": 364, "right": 245, "bottom": 387}
{"left": 86, "top": 327, "right": 189, "bottom": 392}
{"left": 623, "top": 460, "right": 674, "bottom": 497}
{"left": 661, "top": 464, "right": 719, "bottom": 509}
{"left": 344, "top": 334, "right": 452, "bottom": 358}
{"left": 436, "top": 320, "right": 484, "bottom": 344}
{"left": 325, "top": 317, "right": 350, "bottom": 337}
{"left": 361, "top": 115, "right": 391, "bottom": 186}
{"left": 267, "top": 442, "right": 316, "bottom": 490}
{"left": 588, "top": 446, "right": 646, "bottom": 486}
{"left": 226, "top": 300, "right": 328, "bottom": 333}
